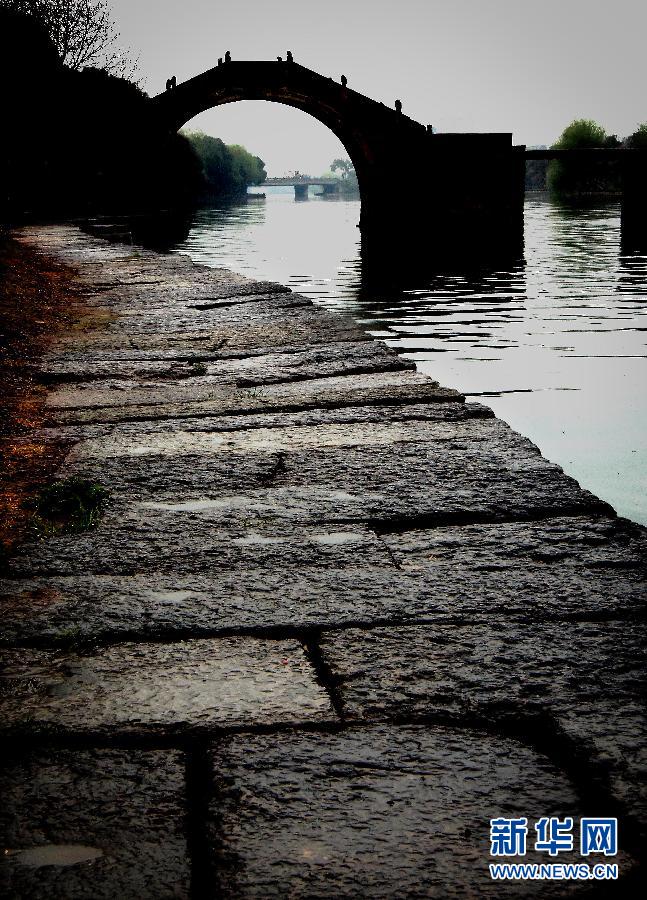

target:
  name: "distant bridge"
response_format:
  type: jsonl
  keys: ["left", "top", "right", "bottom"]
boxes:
{"left": 263, "top": 176, "right": 341, "bottom": 198}
{"left": 151, "top": 60, "right": 647, "bottom": 257}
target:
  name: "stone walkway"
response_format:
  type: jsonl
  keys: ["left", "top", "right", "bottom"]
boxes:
{"left": 1, "top": 225, "right": 645, "bottom": 898}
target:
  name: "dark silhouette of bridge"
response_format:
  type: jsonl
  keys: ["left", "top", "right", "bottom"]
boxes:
{"left": 151, "top": 60, "right": 647, "bottom": 257}
{"left": 151, "top": 60, "right": 524, "bottom": 257}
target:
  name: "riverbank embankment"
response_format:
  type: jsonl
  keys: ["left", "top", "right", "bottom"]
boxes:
{"left": 0, "top": 234, "right": 86, "bottom": 557}
{"left": 1, "top": 225, "right": 645, "bottom": 898}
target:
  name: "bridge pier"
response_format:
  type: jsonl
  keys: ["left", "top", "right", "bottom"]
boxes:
{"left": 621, "top": 152, "right": 647, "bottom": 251}
{"left": 360, "top": 133, "right": 525, "bottom": 264}
{"left": 294, "top": 183, "right": 309, "bottom": 200}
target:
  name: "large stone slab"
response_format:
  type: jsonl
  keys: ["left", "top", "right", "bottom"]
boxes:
{"left": 0, "top": 570, "right": 406, "bottom": 643}
{"left": 319, "top": 621, "right": 646, "bottom": 719}
{"left": 116, "top": 463, "right": 604, "bottom": 527}
{"left": 7, "top": 522, "right": 393, "bottom": 577}
{"left": 46, "top": 417, "right": 564, "bottom": 505}
{"left": 65, "top": 295, "right": 314, "bottom": 340}
{"left": 33, "top": 400, "right": 492, "bottom": 446}
{"left": 46, "top": 371, "right": 463, "bottom": 425}
{"left": 318, "top": 622, "right": 647, "bottom": 833}
{"left": 0, "top": 749, "right": 189, "bottom": 900}
{"left": 0, "top": 638, "right": 334, "bottom": 735}
{"left": 65, "top": 416, "right": 542, "bottom": 462}
{"left": 2, "top": 560, "right": 644, "bottom": 644}
{"left": 48, "top": 303, "right": 372, "bottom": 358}
{"left": 380, "top": 515, "right": 647, "bottom": 570}
{"left": 7, "top": 486, "right": 612, "bottom": 581}
{"left": 39, "top": 340, "right": 412, "bottom": 385}
{"left": 206, "top": 725, "right": 611, "bottom": 898}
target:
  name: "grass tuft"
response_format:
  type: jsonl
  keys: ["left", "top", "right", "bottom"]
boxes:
{"left": 28, "top": 477, "right": 109, "bottom": 536}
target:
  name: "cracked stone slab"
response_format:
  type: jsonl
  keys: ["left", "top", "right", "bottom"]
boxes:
{"left": 46, "top": 371, "right": 463, "bottom": 424}
{"left": 380, "top": 515, "right": 647, "bottom": 571}
{"left": 48, "top": 417, "right": 556, "bottom": 504}
{"left": 318, "top": 622, "right": 647, "bottom": 833}
{"left": 43, "top": 289, "right": 308, "bottom": 342}
{"left": 49, "top": 320, "right": 370, "bottom": 357}
{"left": 39, "top": 340, "right": 412, "bottom": 384}
{"left": 68, "top": 295, "right": 314, "bottom": 337}
{"left": 7, "top": 521, "right": 394, "bottom": 578}
{"left": 0, "top": 638, "right": 334, "bottom": 735}
{"left": 75, "top": 270, "right": 292, "bottom": 305}
{"left": 82, "top": 289, "right": 301, "bottom": 317}
{"left": 48, "top": 306, "right": 372, "bottom": 358}
{"left": 67, "top": 296, "right": 329, "bottom": 328}
{"left": 34, "top": 401, "right": 493, "bottom": 446}
{"left": 64, "top": 284, "right": 296, "bottom": 314}
{"left": 101, "top": 281, "right": 295, "bottom": 305}
{"left": 64, "top": 416, "right": 541, "bottom": 463}
{"left": 7, "top": 484, "right": 611, "bottom": 582}
{"left": 101, "top": 461, "right": 608, "bottom": 527}
{"left": 52, "top": 449, "right": 288, "bottom": 505}
{"left": 245, "top": 444, "right": 610, "bottom": 520}
{"left": 0, "top": 749, "right": 189, "bottom": 900}
{"left": 1, "top": 562, "right": 645, "bottom": 644}
{"left": 206, "top": 724, "right": 611, "bottom": 898}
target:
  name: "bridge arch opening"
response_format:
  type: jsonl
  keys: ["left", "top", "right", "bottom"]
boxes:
{"left": 181, "top": 100, "right": 361, "bottom": 200}
{"left": 151, "top": 61, "right": 392, "bottom": 225}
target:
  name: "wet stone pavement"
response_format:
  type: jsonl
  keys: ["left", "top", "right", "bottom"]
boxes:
{"left": 1, "top": 225, "right": 645, "bottom": 899}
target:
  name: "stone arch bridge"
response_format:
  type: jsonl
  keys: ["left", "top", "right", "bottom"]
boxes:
{"left": 151, "top": 60, "right": 646, "bottom": 258}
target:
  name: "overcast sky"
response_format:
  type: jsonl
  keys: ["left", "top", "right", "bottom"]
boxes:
{"left": 109, "top": 0, "right": 647, "bottom": 176}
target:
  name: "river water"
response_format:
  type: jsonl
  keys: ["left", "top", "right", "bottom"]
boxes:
{"left": 174, "top": 188, "right": 647, "bottom": 526}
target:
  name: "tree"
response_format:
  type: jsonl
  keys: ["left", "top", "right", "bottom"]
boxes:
{"left": 329, "top": 157, "right": 359, "bottom": 196}
{"left": 547, "top": 119, "right": 621, "bottom": 196}
{"left": 0, "top": 0, "right": 136, "bottom": 75}
{"left": 330, "top": 158, "right": 354, "bottom": 180}
{"left": 553, "top": 119, "right": 607, "bottom": 150}
{"left": 184, "top": 133, "right": 267, "bottom": 200}
{"left": 627, "top": 124, "right": 647, "bottom": 150}
{"left": 228, "top": 145, "right": 267, "bottom": 190}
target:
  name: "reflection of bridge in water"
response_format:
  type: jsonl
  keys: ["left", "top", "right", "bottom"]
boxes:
{"left": 264, "top": 177, "right": 341, "bottom": 199}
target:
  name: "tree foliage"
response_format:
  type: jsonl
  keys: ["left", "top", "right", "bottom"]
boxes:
{"left": 330, "top": 158, "right": 354, "bottom": 179}
{"left": 185, "top": 133, "right": 266, "bottom": 199}
{"left": 627, "top": 124, "right": 647, "bottom": 150}
{"left": 0, "top": 0, "right": 136, "bottom": 74}
{"left": 328, "top": 157, "right": 359, "bottom": 196}
{"left": 552, "top": 119, "right": 608, "bottom": 150}
{"left": 547, "top": 119, "right": 621, "bottom": 196}
{"left": 1, "top": 6, "right": 202, "bottom": 222}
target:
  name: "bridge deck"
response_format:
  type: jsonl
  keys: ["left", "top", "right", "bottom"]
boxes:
{"left": 524, "top": 147, "right": 644, "bottom": 160}
{"left": 2, "top": 226, "right": 645, "bottom": 897}
{"left": 265, "top": 177, "right": 340, "bottom": 185}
